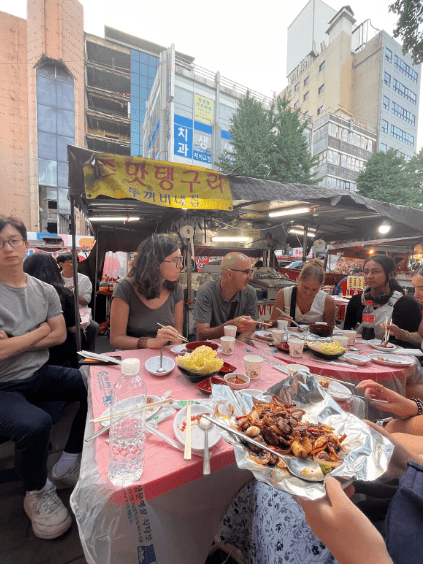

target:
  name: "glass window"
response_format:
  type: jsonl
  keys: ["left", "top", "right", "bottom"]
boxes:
{"left": 317, "top": 105, "right": 324, "bottom": 115}
{"left": 131, "top": 73, "right": 140, "bottom": 86}
{"left": 37, "top": 64, "right": 56, "bottom": 79}
{"left": 56, "top": 81, "right": 74, "bottom": 111}
{"left": 140, "top": 63, "right": 149, "bottom": 77}
{"left": 148, "top": 55, "right": 158, "bottom": 66}
{"left": 384, "top": 72, "right": 391, "bottom": 86}
{"left": 37, "top": 76, "right": 56, "bottom": 107}
{"left": 294, "top": 100, "right": 299, "bottom": 109}
{"left": 57, "top": 109, "right": 75, "bottom": 137}
{"left": 57, "top": 162, "right": 68, "bottom": 188}
{"left": 342, "top": 128, "right": 349, "bottom": 142}
{"left": 57, "top": 135, "right": 74, "bottom": 162}
{"left": 381, "top": 119, "right": 388, "bottom": 133}
{"left": 385, "top": 48, "right": 392, "bottom": 63}
{"left": 57, "top": 187, "right": 70, "bottom": 214}
{"left": 139, "top": 75, "right": 148, "bottom": 87}
{"left": 140, "top": 87, "right": 148, "bottom": 100}
{"left": 37, "top": 104, "right": 57, "bottom": 134}
{"left": 55, "top": 67, "right": 73, "bottom": 83}
{"left": 304, "top": 76, "right": 309, "bottom": 86}
{"left": 148, "top": 65, "right": 157, "bottom": 79}
{"left": 294, "top": 82, "right": 300, "bottom": 91}
{"left": 131, "top": 84, "right": 140, "bottom": 99}
{"left": 38, "top": 158, "right": 57, "bottom": 186}
{"left": 383, "top": 96, "right": 389, "bottom": 110}
{"left": 139, "top": 53, "right": 148, "bottom": 64}
{"left": 288, "top": 90, "right": 292, "bottom": 97}
{"left": 319, "top": 61, "right": 325, "bottom": 71}
{"left": 131, "top": 131, "right": 140, "bottom": 145}
{"left": 131, "top": 50, "right": 139, "bottom": 61}
{"left": 394, "top": 54, "right": 418, "bottom": 83}
{"left": 131, "top": 97, "right": 140, "bottom": 110}
{"left": 341, "top": 154, "right": 348, "bottom": 167}
{"left": 393, "top": 79, "right": 417, "bottom": 104}
{"left": 303, "top": 91, "right": 309, "bottom": 101}
{"left": 131, "top": 60, "right": 139, "bottom": 74}
{"left": 38, "top": 132, "right": 56, "bottom": 160}
{"left": 318, "top": 84, "right": 325, "bottom": 94}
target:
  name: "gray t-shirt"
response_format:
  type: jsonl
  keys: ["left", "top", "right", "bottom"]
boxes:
{"left": 194, "top": 279, "right": 258, "bottom": 327}
{"left": 0, "top": 276, "right": 62, "bottom": 382}
{"left": 112, "top": 279, "right": 184, "bottom": 338}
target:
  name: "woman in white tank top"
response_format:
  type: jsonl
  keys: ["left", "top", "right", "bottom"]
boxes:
{"left": 270, "top": 260, "right": 336, "bottom": 326}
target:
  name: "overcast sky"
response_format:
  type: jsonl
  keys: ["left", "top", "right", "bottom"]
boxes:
{"left": 1, "top": 0, "right": 421, "bottom": 148}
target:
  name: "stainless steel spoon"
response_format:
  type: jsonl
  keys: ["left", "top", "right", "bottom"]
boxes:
{"left": 156, "top": 348, "right": 167, "bottom": 374}
{"left": 199, "top": 416, "right": 213, "bottom": 475}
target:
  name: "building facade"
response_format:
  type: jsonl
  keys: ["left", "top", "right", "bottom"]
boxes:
{"left": 280, "top": 2, "right": 421, "bottom": 191}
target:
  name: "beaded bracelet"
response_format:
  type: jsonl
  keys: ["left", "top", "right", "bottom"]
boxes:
{"left": 410, "top": 397, "right": 423, "bottom": 416}
{"left": 137, "top": 336, "right": 149, "bottom": 349}
{"left": 401, "top": 329, "right": 411, "bottom": 342}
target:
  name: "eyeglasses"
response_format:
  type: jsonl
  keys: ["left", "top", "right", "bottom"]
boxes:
{"left": 163, "top": 258, "right": 183, "bottom": 266}
{"left": 230, "top": 268, "right": 254, "bottom": 276}
{"left": 0, "top": 237, "right": 25, "bottom": 249}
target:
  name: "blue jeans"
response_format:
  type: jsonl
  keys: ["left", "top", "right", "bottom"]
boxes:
{"left": 0, "top": 364, "right": 87, "bottom": 491}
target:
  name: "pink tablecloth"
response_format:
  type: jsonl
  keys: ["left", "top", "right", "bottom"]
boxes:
{"left": 88, "top": 340, "right": 289, "bottom": 501}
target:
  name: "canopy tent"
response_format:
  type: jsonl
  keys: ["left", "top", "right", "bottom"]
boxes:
{"left": 68, "top": 146, "right": 423, "bottom": 273}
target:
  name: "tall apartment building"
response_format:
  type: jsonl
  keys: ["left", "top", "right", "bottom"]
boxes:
{"left": 280, "top": 2, "right": 421, "bottom": 191}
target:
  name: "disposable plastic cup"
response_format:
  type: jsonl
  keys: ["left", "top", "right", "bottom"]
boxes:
{"left": 288, "top": 338, "right": 304, "bottom": 358}
{"left": 277, "top": 319, "right": 288, "bottom": 331}
{"left": 286, "top": 364, "right": 310, "bottom": 376}
{"left": 243, "top": 355, "right": 263, "bottom": 380}
{"left": 342, "top": 330, "right": 357, "bottom": 345}
{"left": 224, "top": 325, "right": 237, "bottom": 338}
{"left": 333, "top": 335, "right": 349, "bottom": 349}
{"left": 220, "top": 336, "right": 235, "bottom": 355}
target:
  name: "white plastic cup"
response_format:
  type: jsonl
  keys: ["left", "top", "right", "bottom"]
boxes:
{"left": 286, "top": 364, "right": 310, "bottom": 376}
{"left": 277, "top": 319, "right": 288, "bottom": 331}
{"left": 224, "top": 325, "right": 237, "bottom": 338}
{"left": 271, "top": 329, "right": 285, "bottom": 345}
{"left": 220, "top": 336, "right": 235, "bottom": 355}
{"left": 333, "top": 335, "right": 349, "bottom": 349}
{"left": 243, "top": 355, "right": 263, "bottom": 380}
{"left": 342, "top": 330, "right": 357, "bottom": 345}
{"left": 288, "top": 337, "right": 305, "bottom": 358}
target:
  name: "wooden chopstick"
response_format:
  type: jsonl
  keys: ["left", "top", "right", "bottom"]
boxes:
{"left": 89, "top": 398, "right": 173, "bottom": 424}
{"left": 157, "top": 322, "right": 189, "bottom": 343}
{"left": 383, "top": 316, "right": 390, "bottom": 345}
{"left": 184, "top": 401, "right": 192, "bottom": 460}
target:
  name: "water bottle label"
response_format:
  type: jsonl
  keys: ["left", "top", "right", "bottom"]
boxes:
{"left": 362, "top": 314, "right": 375, "bottom": 323}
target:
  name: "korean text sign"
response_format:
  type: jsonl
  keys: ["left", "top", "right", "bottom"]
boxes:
{"left": 83, "top": 154, "right": 233, "bottom": 211}
{"left": 194, "top": 94, "right": 214, "bottom": 125}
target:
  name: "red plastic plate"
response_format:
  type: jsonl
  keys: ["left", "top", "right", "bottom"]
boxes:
{"left": 195, "top": 376, "right": 226, "bottom": 394}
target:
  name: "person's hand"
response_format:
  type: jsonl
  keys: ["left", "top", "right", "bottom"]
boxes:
{"left": 356, "top": 380, "right": 418, "bottom": 417}
{"left": 381, "top": 320, "right": 400, "bottom": 339}
{"left": 151, "top": 325, "right": 181, "bottom": 348}
{"left": 300, "top": 477, "right": 393, "bottom": 564}
{"left": 0, "top": 330, "right": 9, "bottom": 340}
{"left": 233, "top": 316, "right": 257, "bottom": 333}
{"left": 364, "top": 420, "right": 423, "bottom": 479}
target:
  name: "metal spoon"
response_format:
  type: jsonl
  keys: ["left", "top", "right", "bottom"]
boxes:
{"left": 199, "top": 416, "right": 213, "bottom": 474}
{"left": 156, "top": 348, "right": 167, "bottom": 374}
{"left": 201, "top": 414, "right": 326, "bottom": 482}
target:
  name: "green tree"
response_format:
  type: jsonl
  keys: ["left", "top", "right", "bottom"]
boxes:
{"left": 217, "top": 92, "right": 272, "bottom": 179}
{"left": 405, "top": 148, "right": 423, "bottom": 207}
{"left": 217, "top": 94, "right": 318, "bottom": 184}
{"left": 390, "top": 0, "right": 423, "bottom": 64}
{"left": 267, "top": 97, "right": 318, "bottom": 184}
{"left": 356, "top": 148, "right": 416, "bottom": 206}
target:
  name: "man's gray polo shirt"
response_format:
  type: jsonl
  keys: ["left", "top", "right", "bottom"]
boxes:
{"left": 194, "top": 278, "right": 258, "bottom": 327}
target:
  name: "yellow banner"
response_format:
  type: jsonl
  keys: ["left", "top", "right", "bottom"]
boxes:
{"left": 83, "top": 154, "right": 232, "bottom": 211}
{"left": 194, "top": 94, "right": 214, "bottom": 125}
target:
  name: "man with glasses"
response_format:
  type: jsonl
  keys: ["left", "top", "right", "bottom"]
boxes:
{"left": 194, "top": 252, "right": 258, "bottom": 341}
{"left": 0, "top": 216, "right": 87, "bottom": 540}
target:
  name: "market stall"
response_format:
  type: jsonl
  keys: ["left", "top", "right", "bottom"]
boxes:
{"left": 66, "top": 147, "right": 423, "bottom": 338}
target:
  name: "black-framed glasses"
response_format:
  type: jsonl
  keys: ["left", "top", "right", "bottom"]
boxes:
{"left": 163, "top": 258, "right": 183, "bottom": 266}
{"left": 230, "top": 268, "right": 254, "bottom": 276}
{"left": 0, "top": 237, "right": 25, "bottom": 249}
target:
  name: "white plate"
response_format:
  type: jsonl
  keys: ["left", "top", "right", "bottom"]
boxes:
{"left": 170, "top": 344, "right": 187, "bottom": 355}
{"left": 326, "top": 380, "right": 352, "bottom": 400}
{"left": 145, "top": 356, "right": 175, "bottom": 376}
{"left": 368, "top": 339, "right": 397, "bottom": 352}
{"left": 368, "top": 353, "right": 414, "bottom": 367}
{"left": 343, "top": 353, "right": 372, "bottom": 366}
{"left": 173, "top": 405, "right": 221, "bottom": 451}
{"left": 254, "top": 330, "right": 273, "bottom": 338}
{"left": 99, "top": 395, "right": 161, "bottom": 428}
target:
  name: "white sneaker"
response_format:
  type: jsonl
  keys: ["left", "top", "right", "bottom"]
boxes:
{"left": 24, "top": 483, "right": 72, "bottom": 540}
{"left": 50, "top": 459, "right": 80, "bottom": 490}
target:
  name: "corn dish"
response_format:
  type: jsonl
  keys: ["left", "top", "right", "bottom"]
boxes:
{"left": 176, "top": 345, "right": 224, "bottom": 375}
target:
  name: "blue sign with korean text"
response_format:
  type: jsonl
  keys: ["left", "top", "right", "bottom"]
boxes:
{"left": 174, "top": 123, "right": 192, "bottom": 159}
{"left": 193, "top": 150, "right": 212, "bottom": 164}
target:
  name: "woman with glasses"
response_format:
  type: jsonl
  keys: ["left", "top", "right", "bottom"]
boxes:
{"left": 343, "top": 255, "right": 422, "bottom": 347}
{"left": 270, "top": 260, "right": 336, "bottom": 326}
{"left": 110, "top": 234, "right": 183, "bottom": 349}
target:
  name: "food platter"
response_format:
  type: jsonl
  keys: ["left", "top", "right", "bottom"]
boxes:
{"left": 254, "top": 330, "right": 273, "bottom": 342}
{"left": 326, "top": 380, "right": 352, "bottom": 400}
{"left": 368, "top": 353, "right": 414, "bottom": 367}
{"left": 343, "top": 353, "right": 372, "bottom": 366}
{"left": 98, "top": 395, "right": 161, "bottom": 428}
{"left": 368, "top": 339, "right": 397, "bottom": 352}
{"left": 173, "top": 404, "right": 221, "bottom": 451}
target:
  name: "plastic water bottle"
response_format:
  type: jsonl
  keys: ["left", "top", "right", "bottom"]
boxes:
{"left": 362, "top": 300, "right": 376, "bottom": 340}
{"left": 108, "top": 358, "right": 147, "bottom": 486}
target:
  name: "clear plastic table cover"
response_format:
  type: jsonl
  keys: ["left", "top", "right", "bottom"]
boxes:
{"left": 211, "top": 370, "right": 394, "bottom": 500}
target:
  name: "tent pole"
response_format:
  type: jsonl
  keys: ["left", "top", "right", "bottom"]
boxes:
{"left": 302, "top": 225, "right": 308, "bottom": 263}
{"left": 93, "top": 237, "right": 99, "bottom": 321}
{"left": 70, "top": 196, "right": 82, "bottom": 352}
